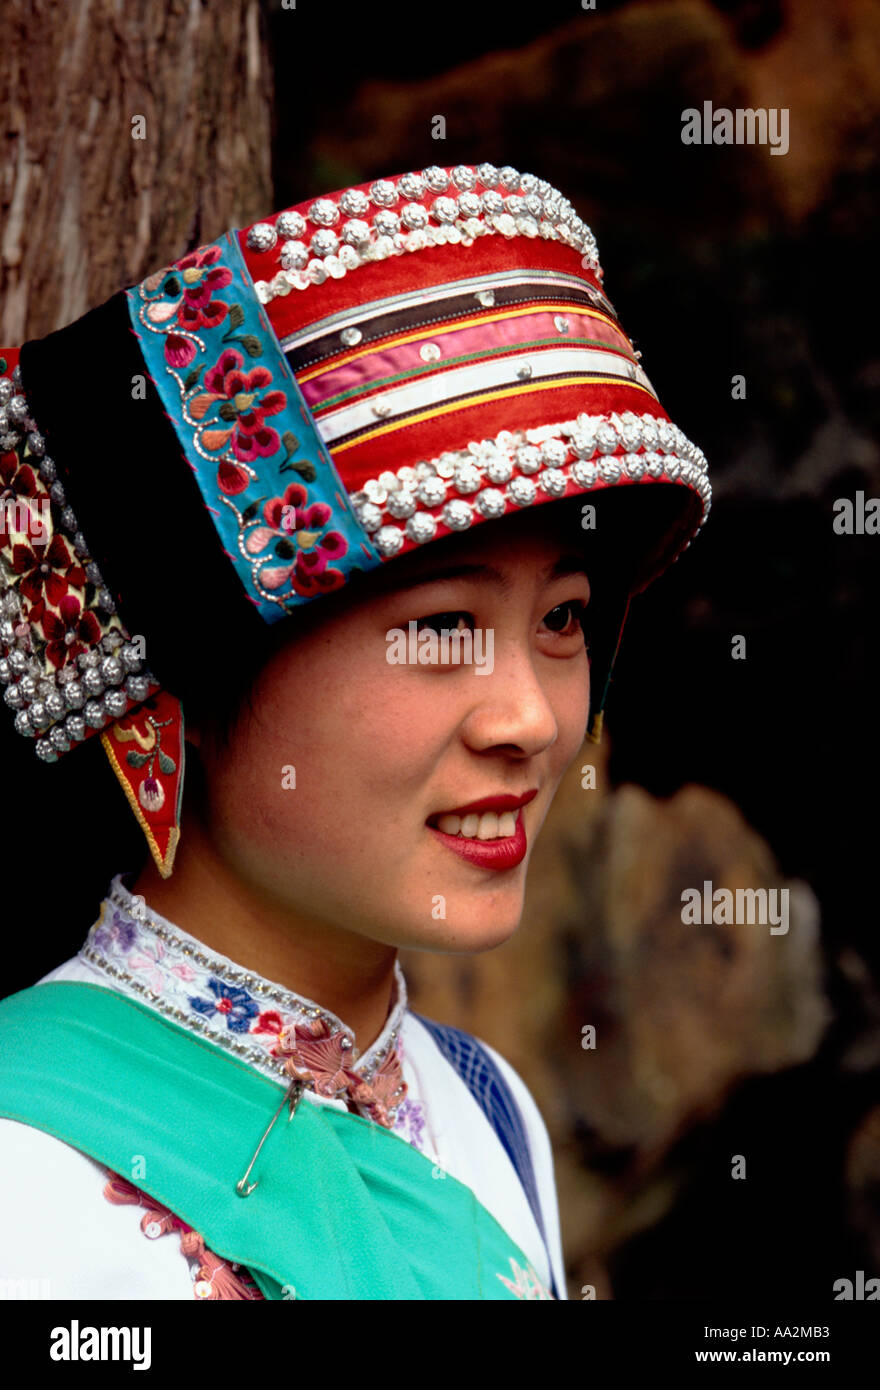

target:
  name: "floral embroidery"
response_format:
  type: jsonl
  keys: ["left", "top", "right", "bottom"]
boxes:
{"left": 103, "top": 1171, "right": 264, "bottom": 1300}
{"left": 80, "top": 877, "right": 409, "bottom": 1118}
{"left": 127, "top": 233, "right": 380, "bottom": 620}
{"left": 391, "top": 1096, "right": 427, "bottom": 1151}
{"left": 190, "top": 977, "right": 260, "bottom": 1033}
{"left": 245, "top": 481, "right": 348, "bottom": 597}
{"left": 496, "top": 1256, "right": 555, "bottom": 1300}
{"left": 0, "top": 360, "right": 147, "bottom": 761}
{"left": 41, "top": 593, "right": 102, "bottom": 669}
{"left": 10, "top": 533, "right": 84, "bottom": 611}
{"left": 92, "top": 908, "right": 137, "bottom": 957}
{"left": 112, "top": 705, "right": 178, "bottom": 813}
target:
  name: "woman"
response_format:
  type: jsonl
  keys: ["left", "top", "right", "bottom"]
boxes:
{"left": 0, "top": 161, "right": 710, "bottom": 1300}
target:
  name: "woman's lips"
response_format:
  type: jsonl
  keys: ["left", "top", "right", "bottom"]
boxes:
{"left": 427, "top": 804, "right": 530, "bottom": 870}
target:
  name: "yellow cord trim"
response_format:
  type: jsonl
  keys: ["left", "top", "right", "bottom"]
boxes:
{"left": 100, "top": 732, "right": 180, "bottom": 879}
{"left": 329, "top": 376, "right": 654, "bottom": 453}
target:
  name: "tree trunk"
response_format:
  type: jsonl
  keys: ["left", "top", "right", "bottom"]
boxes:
{"left": 0, "top": 0, "right": 274, "bottom": 342}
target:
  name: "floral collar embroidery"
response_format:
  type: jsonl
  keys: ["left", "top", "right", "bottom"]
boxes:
{"left": 80, "top": 874, "right": 408, "bottom": 1127}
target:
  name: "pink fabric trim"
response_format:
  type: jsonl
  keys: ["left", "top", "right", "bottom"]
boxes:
{"left": 301, "top": 308, "right": 634, "bottom": 409}
{"left": 102, "top": 1171, "right": 265, "bottom": 1300}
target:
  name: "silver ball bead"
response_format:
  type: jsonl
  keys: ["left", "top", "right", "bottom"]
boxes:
{"left": 246, "top": 222, "right": 278, "bottom": 253}
{"left": 83, "top": 699, "right": 107, "bottom": 728}
{"left": 280, "top": 239, "right": 309, "bottom": 270}
{"left": 83, "top": 668, "right": 105, "bottom": 696}
{"left": 508, "top": 477, "right": 537, "bottom": 507}
{"left": 417, "top": 477, "right": 447, "bottom": 508}
{"left": 374, "top": 526, "right": 404, "bottom": 557}
{"left": 49, "top": 726, "right": 70, "bottom": 753}
{"left": 103, "top": 689, "right": 128, "bottom": 718}
{"left": 34, "top": 739, "right": 58, "bottom": 762}
{"left": 14, "top": 709, "right": 34, "bottom": 736}
{"left": 45, "top": 690, "right": 66, "bottom": 719}
{"left": 422, "top": 166, "right": 449, "bottom": 193}
{"left": 397, "top": 172, "right": 426, "bottom": 200}
{"left": 64, "top": 680, "right": 86, "bottom": 709}
{"left": 64, "top": 714, "right": 86, "bottom": 742}
{"left": 310, "top": 229, "right": 339, "bottom": 258}
{"left": 125, "top": 675, "right": 151, "bottom": 702}
{"left": 338, "top": 189, "right": 370, "bottom": 217}
{"left": 120, "top": 643, "right": 143, "bottom": 673}
{"left": 475, "top": 488, "right": 507, "bottom": 519}
{"left": 341, "top": 219, "right": 371, "bottom": 247}
{"left": 29, "top": 700, "right": 51, "bottom": 729}
{"left": 386, "top": 488, "right": 416, "bottom": 520}
{"left": 406, "top": 512, "right": 436, "bottom": 544}
{"left": 99, "top": 656, "right": 123, "bottom": 685}
{"left": 275, "top": 210, "right": 307, "bottom": 239}
{"left": 442, "top": 499, "right": 473, "bottom": 530}
{"left": 308, "top": 198, "right": 339, "bottom": 227}
{"left": 369, "top": 180, "right": 397, "bottom": 208}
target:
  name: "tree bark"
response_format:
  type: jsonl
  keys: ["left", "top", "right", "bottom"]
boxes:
{"left": 0, "top": 0, "right": 275, "bottom": 343}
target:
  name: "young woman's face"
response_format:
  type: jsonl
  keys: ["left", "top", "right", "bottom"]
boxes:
{"left": 195, "top": 505, "right": 592, "bottom": 952}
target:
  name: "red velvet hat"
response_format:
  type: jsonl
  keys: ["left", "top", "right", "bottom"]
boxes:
{"left": 0, "top": 161, "right": 710, "bottom": 878}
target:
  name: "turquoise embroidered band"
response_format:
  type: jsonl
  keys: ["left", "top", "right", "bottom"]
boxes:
{"left": 126, "top": 232, "right": 381, "bottom": 622}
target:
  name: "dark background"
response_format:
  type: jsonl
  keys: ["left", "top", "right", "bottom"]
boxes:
{"left": 2, "top": 0, "right": 878, "bottom": 1299}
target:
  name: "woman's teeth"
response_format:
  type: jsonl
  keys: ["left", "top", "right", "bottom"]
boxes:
{"left": 435, "top": 809, "right": 519, "bottom": 840}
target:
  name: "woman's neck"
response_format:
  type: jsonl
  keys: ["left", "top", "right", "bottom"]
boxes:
{"left": 130, "top": 819, "right": 399, "bottom": 1054}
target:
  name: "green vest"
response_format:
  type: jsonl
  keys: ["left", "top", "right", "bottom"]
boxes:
{"left": 0, "top": 981, "right": 548, "bottom": 1300}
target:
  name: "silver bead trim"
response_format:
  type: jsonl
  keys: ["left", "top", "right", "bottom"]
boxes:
{"left": 0, "top": 367, "right": 157, "bottom": 758}
{"left": 83, "top": 879, "right": 409, "bottom": 1091}
{"left": 352, "top": 410, "right": 711, "bottom": 552}
{"left": 251, "top": 164, "right": 602, "bottom": 303}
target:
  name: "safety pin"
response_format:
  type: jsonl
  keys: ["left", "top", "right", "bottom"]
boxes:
{"left": 236, "top": 1079, "right": 304, "bottom": 1197}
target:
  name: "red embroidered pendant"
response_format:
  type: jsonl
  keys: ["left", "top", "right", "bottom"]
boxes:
{"left": 101, "top": 689, "right": 185, "bottom": 878}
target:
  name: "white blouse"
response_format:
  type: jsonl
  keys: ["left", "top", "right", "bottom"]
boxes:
{"left": 0, "top": 875, "right": 567, "bottom": 1301}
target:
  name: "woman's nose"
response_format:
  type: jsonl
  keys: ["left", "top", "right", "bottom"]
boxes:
{"left": 458, "top": 641, "right": 561, "bottom": 758}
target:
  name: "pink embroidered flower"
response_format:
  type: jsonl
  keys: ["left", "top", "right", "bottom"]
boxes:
{"left": 175, "top": 247, "right": 233, "bottom": 332}
{"left": 276, "top": 1017, "right": 360, "bottom": 1100}
{"left": 41, "top": 593, "right": 102, "bottom": 669}
{"left": 202, "top": 348, "right": 286, "bottom": 465}
{"left": 254, "top": 1010, "right": 286, "bottom": 1045}
{"left": 348, "top": 1047, "right": 407, "bottom": 1128}
{"left": 245, "top": 482, "right": 348, "bottom": 597}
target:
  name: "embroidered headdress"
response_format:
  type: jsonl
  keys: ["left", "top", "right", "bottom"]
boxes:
{"left": 0, "top": 162, "right": 710, "bottom": 878}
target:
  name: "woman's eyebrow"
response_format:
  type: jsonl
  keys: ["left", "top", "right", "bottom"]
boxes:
{"left": 392, "top": 554, "right": 590, "bottom": 596}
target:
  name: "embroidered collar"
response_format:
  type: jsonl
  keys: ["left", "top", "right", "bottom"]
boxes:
{"left": 78, "top": 874, "right": 409, "bottom": 1125}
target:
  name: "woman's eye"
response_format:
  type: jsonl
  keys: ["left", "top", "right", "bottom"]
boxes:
{"left": 542, "top": 600, "right": 589, "bottom": 638}
{"left": 414, "top": 610, "right": 474, "bottom": 636}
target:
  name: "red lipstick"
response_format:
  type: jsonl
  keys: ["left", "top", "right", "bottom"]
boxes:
{"left": 427, "top": 789, "right": 538, "bottom": 820}
{"left": 426, "top": 789, "right": 537, "bottom": 871}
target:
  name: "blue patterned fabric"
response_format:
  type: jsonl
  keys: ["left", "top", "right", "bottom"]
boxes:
{"left": 126, "top": 232, "right": 380, "bottom": 623}
{"left": 412, "top": 1012, "right": 560, "bottom": 1299}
